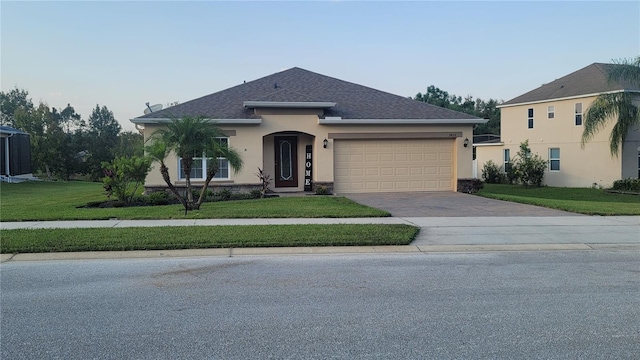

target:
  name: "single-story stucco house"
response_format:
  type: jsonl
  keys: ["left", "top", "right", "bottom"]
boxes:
{"left": 475, "top": 63, "right": 640, "bottom": 188}
{"left": 0, "top": 125, "right": 33, "bottom": 183}
{"left": 132, "top": 67, "right": 486, "bottom": 194}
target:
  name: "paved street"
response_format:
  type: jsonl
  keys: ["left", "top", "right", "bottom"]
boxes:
{"left": 2, "top": 251, "right": 639, "bottom": 359}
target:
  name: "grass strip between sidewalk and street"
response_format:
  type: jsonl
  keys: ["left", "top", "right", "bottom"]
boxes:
{"left": 477, "top": 184, "right": 640, "bottom": 215}
{"left": 0, "top": 224, "right": 420, "bottom": 254}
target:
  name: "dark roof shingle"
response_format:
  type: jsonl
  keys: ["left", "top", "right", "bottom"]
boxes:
{"left": 135, "top": 67, "right": 478, "bottom": 120}
{"left": 502, "top": 63, "right": 640, "bottom": 106}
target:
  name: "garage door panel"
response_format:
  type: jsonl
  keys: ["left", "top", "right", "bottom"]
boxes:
{"left": 365, "top": 167, "right": 379, "bottom": 176}
{"left": 365, "top": 154, "right": 379, "bottom": 162}
{"left": 380, "top": 167, "right": 394, "bottom": 175}
{"left": 439, "top": 166, "right": 452, "bottom": 175}
{"left": 334, "top": 139, "right": 454, "bottom": 193}
{"left": 395, "top": 154, "right": 408, "bottom": 161}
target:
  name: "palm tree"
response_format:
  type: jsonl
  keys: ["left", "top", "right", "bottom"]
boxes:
{"left": 582, "top": 57, "right": 640, "bottom": 156}
{"left": 145, "top": 116, "right": 243, "bottom": 214}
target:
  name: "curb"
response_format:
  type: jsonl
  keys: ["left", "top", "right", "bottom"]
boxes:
{"left": 2, "top": 243, "right": 637, "bottom": 263}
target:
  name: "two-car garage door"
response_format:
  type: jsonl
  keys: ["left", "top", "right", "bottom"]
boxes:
{"left": 334, "top": 139, "right": 454, "bottom": 193}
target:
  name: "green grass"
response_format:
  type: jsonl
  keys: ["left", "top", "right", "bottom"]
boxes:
{"left": 0, "top": 181, "right": 389, "bottom": 221}
{"left": 0, "top": 224, "right": 419, "bottom": 253}
{"left": 477, "top": 183, "right": 640, "bottom": 215}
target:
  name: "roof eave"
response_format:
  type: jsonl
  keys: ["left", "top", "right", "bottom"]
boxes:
{"left": 130, "top": 118, "right": 262, "bottom": 125}
{"left": 498, "top": 89, "right": 640, "bottom": 108}
{"left": 318, "top": 118, "right": 486, "bottom": 125}
{"left": 243, "top": 101, "right": 336, "bottom": 109}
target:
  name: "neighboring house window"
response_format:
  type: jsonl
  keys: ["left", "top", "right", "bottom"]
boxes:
{"left": 549, "top": 148, "right": 560, "bottom": 171}
{"left": 527, "top": 108, "right": 534, "bottom": 129}
{"left": 178, "top": 137, "right": 229, "bottom": 180}
{"left": 575, "top": 103, "right": 583, "bottom": 126}
{"left": 503, "top": 149, "right": 511, "bottom": 173}
{"left": 547, "top": 106, "right": 554, "bottom": 119}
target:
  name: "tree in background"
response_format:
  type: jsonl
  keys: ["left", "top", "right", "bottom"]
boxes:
{"left": 53, "top": 104, "right": 87, "bottom": 179}
{"left": 1, "top": 88, "right": 137, "bottom": 181}
{"left": 114, "top": 131, "right": 144, "bottom": 158}
{"left": 414, "top": 85, "right": 502, "bottom": 135}
{"left": 582, "top": 57, "right": 640, "bottom": 156}
{"left": 0, "top": 87, "right": 34, "bottom": 127}
{"left": 146, "top": 116, "right": 243, "bottom": 214}
{"left": 86, "top": 105, "right": 121, "bottom": 179}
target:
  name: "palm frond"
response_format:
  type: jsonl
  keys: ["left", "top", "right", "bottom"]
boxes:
{"left": 609, "top": 57, "right": 640, "bottom": 86}
{"left": 583, "top": 92, "right": 640, "bottom": 156}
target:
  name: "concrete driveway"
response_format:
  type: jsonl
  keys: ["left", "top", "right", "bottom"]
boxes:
{"left": 344, "top": 191, "right": 578, "bottom": 217}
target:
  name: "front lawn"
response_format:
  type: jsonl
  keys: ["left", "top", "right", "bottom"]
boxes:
{"left": 0, "top": 224, "right": 419, "bottom": 253}
{"left": 0, "top": 181, "right": 389, "bottom": 221}
{"left": 477, "top": 184, "right": 640, "bottom": 215}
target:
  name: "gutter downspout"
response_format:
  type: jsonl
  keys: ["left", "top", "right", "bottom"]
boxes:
{"left": 5, "top": 133, "right": 13, "bottom": 178}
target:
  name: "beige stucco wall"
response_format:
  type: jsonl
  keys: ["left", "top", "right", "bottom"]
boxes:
{"left": 475, "top": 95, "right": 640, "bottom": 188}
{"left": 142, "top": 114, "right": 475, "bottom": 192}
{"left": 474, "top": 144, "right": 505, "bottom": 179}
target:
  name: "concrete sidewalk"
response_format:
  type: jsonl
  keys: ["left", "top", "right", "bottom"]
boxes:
{"left": 2, "top": 216, "right": 638, "bottom": 262}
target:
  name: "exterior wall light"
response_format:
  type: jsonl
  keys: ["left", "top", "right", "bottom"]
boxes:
{"left": 463, "top": 138, "right": 469, "bottom": 147}
{"left": 323, "top": 138, "right": 328, "bottom": 148}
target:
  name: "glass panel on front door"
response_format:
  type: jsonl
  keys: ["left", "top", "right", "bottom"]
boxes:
{"left": 280, "top": 140, "right": 292, "bottom": 180}
{"left": 274, "top": 136, "right": 298, "bottom": 187}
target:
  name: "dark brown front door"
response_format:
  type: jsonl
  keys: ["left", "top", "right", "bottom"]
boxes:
{"left": 274, "top": 136, "right": 298, "bottom": 187}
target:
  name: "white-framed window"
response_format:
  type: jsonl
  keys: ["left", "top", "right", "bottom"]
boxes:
{"left": 504, "top": 149, "right": 511, "bottom": 173}
{"left": 527, "top": 108, "right": 534, "bottom": 129}
{"left": 178, "top": 137, "right": 229, "bottom": 180}
{"left": 547, "top": 106, "right": 555, "bottom": 119}
{"left": 549, "top": 148, "right": 560, "bottom": 171}
{"left": 575, "top": 103, "right": 583, "bottom": 126}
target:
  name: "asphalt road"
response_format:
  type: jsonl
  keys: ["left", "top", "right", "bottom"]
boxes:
{"left": 2, "top": 251, "right": 639, "bottom": 359}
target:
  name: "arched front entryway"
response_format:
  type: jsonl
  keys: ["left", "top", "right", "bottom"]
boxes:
{"left": 263, "top": 131, "right": 316, "bottom": 193}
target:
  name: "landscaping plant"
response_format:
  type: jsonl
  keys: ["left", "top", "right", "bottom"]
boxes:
{"left": 511, "top": 140, "right": 547, "bottom": 187}
{"left": 101, "top": 155, "right": 152, "bottom": 204}
{"left": 481, "top": 160, "right": 506, "bottom": 184}
{"left": 145, "top": 116, "right": 244, "bottom": 214}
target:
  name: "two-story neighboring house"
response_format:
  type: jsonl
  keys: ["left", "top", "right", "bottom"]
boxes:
{"left": 475, "top": 63, "right": 640, "bottom": 188}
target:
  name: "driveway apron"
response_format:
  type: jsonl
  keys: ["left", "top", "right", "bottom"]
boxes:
{"left": 344, "top": 192, "right": 578, "bottom": 217}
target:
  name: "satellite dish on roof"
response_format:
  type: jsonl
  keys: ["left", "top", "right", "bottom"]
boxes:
{"left": 143, "top": 103, "right": 163, "bottom": 114}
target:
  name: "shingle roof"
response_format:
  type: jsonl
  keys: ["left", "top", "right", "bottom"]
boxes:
{"left": 134, "top": 67, "right": 478, "bottom": 121}
{"left": 502, "top": 63, "right": 640, "bottom": 106}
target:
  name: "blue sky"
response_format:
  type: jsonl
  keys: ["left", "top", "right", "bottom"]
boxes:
{"left": 2, "top": 1, "right": 638, "bottom": 132}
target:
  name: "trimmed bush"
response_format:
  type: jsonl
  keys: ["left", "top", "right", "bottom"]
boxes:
{"left": 457, "top": 178, "right": 484, "bottom": 194}
{"left": 481, "top": 160, "right": 505, "bottom": 184}
{"left": 612, "top": 178, "right": 640, "bottom": 192}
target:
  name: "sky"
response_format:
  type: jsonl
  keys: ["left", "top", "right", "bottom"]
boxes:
{"left": 2, "top": 1, "right": 639, "bottom": 132}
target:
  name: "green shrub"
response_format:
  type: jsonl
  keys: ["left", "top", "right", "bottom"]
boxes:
{"left": 315, "top": 185, "right": 330, "bottom": 195}
{"left": 457, "top": 178, "right": 484, "bottom": 193}
{"left": 481, "top": 160, "right": 505, "bottom": 184}
{"left": 250, "top": 189, "right": 262, "bottom": 199}
{"left": 612, "top": 178, "right": 640, "bottom": 192}
{"left": 148, "top": 191, "right": 171, "bottom": 205}
{"left": 216, "top": 189, "right": 232, "bottom": 201}
{"left": 511, "top": 140, "right": 547, "bottom": 187}
{"left": 101, "top": 156, "right": 152, "bottom": 203}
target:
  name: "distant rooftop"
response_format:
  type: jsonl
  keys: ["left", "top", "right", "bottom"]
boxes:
{"left": 501, "top": 63, "right": 640, "bottom": 106}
